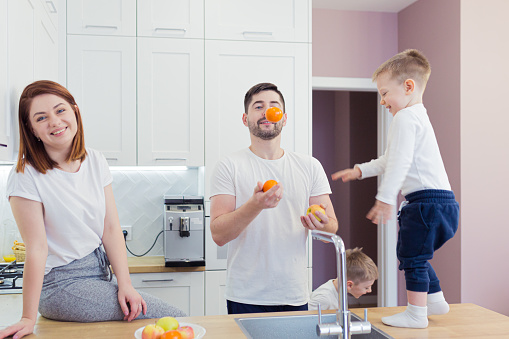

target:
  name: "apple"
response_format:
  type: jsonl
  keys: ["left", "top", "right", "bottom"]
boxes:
{"left": 156, "top": 316, "right": 179, "bottom": 332}
{"left": 142, "top": 324, "right": 165, "bottom": 339}
{"left": 177, "top": 326, "right": 195, "bottom": 339}
{"left": 307, "top": 204, "right": 325, "bottom": 222}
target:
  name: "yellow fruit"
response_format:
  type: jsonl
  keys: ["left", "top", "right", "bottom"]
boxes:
{"left": 307, "top": 205, "right": 325, "bottom": 222}
{"left": 156, "top": 316, "right": 179, "bottom": 332}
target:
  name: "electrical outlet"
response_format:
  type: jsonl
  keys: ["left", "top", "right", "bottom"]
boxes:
{"left": 121, "top": 225, "right": 132, "bottom": 241}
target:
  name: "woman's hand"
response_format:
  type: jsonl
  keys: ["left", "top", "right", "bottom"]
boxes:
{"left": 0, "top": 317, "right": 36, "bottom": 339}
{"left": 118, "top": 285, "right": 147, "bottom": 322}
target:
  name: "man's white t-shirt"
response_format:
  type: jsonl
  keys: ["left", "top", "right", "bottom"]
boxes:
{"left": 210, "top": 148, "right": 331, "bottom": 306}
{"left": 6, "top": 148, "right": 112, "bottom": 274}
{"left": 357, "top": 104, "right": 451, "bottom": 204}
{"left": 308, "top": 279, "right": 339, "bottom": 310}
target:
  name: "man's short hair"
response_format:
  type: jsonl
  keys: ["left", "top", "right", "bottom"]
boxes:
{"left": 244, "top": 82, "right": 286, "bottom": 113}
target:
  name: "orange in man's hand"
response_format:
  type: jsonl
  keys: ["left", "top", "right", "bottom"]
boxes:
{"left": 265, "top": 107, "right": 283, "bottom": 123}
{"left": 307, "top": 204, "right": 325, "bottom": 222}
{"left": 262, "top": 180, "right": 278, "bottom": 192}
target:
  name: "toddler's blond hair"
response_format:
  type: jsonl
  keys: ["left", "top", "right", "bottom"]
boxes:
{"left": 346, "top": 247, "right": 379, "bottom": 284}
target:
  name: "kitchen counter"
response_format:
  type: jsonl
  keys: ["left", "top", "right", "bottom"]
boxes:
{"left": 1, "top": 301, "right": 508, "bottom": 338}
{"left": 127, "top": 256, "right": 205, "bottom": 273}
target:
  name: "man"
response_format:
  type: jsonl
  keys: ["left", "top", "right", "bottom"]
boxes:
{"left": 210, "top": 82, "right": 338, "bottom": 314}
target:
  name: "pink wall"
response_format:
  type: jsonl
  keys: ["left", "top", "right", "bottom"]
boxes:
{"left": 312, "top": 9, "right": 398, "bottom": 78}
{"left": 398, "top": 0, "right": 462, "bottom": 305}
{"left": 460, "top": 0, "right": 509, "bottom": 316}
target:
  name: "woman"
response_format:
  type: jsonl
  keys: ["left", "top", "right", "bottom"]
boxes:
{"left": 0, "top": 80, "right": 184, "bottom": 339}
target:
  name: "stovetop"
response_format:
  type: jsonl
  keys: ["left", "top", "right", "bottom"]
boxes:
{"left": 0, "top": 261, "right": 24, "bottom": 293}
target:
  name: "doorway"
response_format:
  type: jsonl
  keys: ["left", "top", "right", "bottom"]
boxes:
{"left": 310, "top": 77, "right": 398, "bottom": 308}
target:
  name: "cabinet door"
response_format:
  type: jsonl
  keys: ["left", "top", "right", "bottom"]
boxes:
{"left": 67, "top": 35, "right": 136, "bottom": 165}
{"left": 205, "top": 0, "right": 310, "bottom": 42}
{"left": 204, "top": 40, "right": 310, "bottom": 199}
{"left": 0, "top": 0, "right": 8, "bottom": 156}
{"left": 130, "top": 271, "right": 205, "bottom": 317}
{"left": 34, "top": 0, "right": 58, "bottom": 82}
{"left": 137, "top": 0, "right": 204, "bottom": 38}
{"left": 67, "top": 0, "right": 136, "bottom": 36}
{"left": 205, "top": 270, "right": 227, "bottom": 316}
{"left": 137, "top": 38, "right": 204, "bottom": 166}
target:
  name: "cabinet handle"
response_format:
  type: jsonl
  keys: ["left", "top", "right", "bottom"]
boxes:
{"left": 242, "top": 31, "right": 273, "bottom": 38}
{"left": 85, "top": 25, "right": 118, "bottom": 30}
{"left": 0, "top": 143, "right": 7, "bottom": 148}
{"left": 106, "top": 157, "right": 118, "bottom": 161}
{"left": 46, "top": 1, "right": 57, "bottom": 13}
{"left": 154, "top": 28, "right": 187, "bottom": 34}
{"left": 141, "top": 279, "right": 174, "bottom": 283}
{"left": 155, "top": 158, "right": 187, "bottom": 161}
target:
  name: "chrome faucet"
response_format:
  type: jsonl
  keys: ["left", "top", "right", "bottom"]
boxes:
{"left": 311, "top": 230, "right": 372, "bottom": 339}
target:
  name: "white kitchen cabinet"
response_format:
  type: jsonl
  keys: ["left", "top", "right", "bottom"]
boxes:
{"left": 137, "top": 38, "right": 204, "bottom": 166}
{"left": 0, "top": 0, "right": 60, "bottom": 162}
{"left": 130, "top": 271, "right": 205, "bottom": 317}
{"left": 137, "top": 0, "right": 204, "bottom": 39}
{"left": 67, "top": 0, "right": 136, "bottom": 36}
{"left": 204, "top": 216, "right": 228, "bottom": 270}
{"left": 66, "top": 35, "right": 137, "bottom": 165}
{"left": 204, "top": 39, "right": 311, "bottom": 199}
{"left": 204, "top": 0, "right": 310, "bottom": 43}
{"left": 205, "top": 270, "right": 227, "bottom": 316}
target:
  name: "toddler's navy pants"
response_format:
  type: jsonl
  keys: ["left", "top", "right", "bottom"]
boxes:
{"left": 397, "top": 189, "right": 459, "bottom": 293}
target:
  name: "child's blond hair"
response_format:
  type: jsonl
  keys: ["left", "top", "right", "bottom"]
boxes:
{"left": 346, "top": 247, "right": 379, "bottom": 284}
{"left": 372, "top": 49, "right": 431, "bottom": 90}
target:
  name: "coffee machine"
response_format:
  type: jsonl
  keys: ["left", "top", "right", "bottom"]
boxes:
{"left": 163, "top": 195, "right": 205, "bottom": 267}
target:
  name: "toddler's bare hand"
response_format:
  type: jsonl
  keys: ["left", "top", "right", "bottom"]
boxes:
{"left": 331, "top": 167, "right": 361, "bottom": 182}
{"left": 366, "top": 200, "right": 393, "bottom": 224}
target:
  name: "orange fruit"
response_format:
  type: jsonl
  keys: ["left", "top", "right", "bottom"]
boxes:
{"left": 262, "top": 180, "right": 278, "bottom": 192}
{"left": 160, "top": 330, "right": 183, "bottom": 339}
{"left": 265, "top": 107, "right": 283, "bottom": 122}
{"left": 307, "top": 204, "right": 325, "bottom": 222}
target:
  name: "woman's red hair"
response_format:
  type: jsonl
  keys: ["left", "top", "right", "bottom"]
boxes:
{"left": 16, "top": 80, "right": 87, "bottom": 174}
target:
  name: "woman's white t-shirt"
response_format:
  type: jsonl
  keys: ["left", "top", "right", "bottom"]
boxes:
{"left": 6, "top": 148, "right": 112, "bottom": 274}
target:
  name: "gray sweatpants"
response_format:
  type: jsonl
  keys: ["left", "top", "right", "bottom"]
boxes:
{"left": 38, "top": 247, "right": 186, "bottom": 322}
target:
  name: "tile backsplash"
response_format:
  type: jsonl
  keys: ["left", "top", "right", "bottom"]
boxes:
{"left": 0, "top": 165, "right": 202, "bottom": 257}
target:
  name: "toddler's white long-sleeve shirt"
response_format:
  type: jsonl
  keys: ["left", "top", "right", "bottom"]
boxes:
{"left": 357, "top": 104, "right": 451, "bottom": 205}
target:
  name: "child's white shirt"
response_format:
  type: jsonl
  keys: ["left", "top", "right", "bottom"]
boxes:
{"left": 308, "top": 279, "right": 339, "bottom": 310}
{"left": 357, "top": 104, "right": 450, "bottom": 205}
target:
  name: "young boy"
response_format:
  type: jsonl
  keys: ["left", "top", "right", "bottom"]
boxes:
{"left": 331, "top": 49, "right": 459, "bottom": 329}
{"left": 308, "top": 248, "right": 378, "bottom": 310}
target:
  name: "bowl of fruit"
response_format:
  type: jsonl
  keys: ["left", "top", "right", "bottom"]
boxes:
{"left": 134, "top": 316, "right": 205, "bottom": 339}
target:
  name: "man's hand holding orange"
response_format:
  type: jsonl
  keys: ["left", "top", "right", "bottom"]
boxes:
{"left": 250, "top": 180, "right": 283, "bottom": 210}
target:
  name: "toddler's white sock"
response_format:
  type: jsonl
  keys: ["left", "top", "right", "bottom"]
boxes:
{"left": 381, "top": 303, "right": 428, "bottom": 328}
{"left": 427, "top": 291, "right": 449, "bottom": 316}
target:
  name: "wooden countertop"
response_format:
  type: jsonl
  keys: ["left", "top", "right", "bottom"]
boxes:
{"left": 1, "top": 301, "right": 508, "bottom": 338}
{"left": 127, "top": 256, "right": 205, "bottom": 273}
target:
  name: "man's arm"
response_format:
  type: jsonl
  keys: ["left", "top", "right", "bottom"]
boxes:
{"left": 210, "top": 182, "right": 283, "bottom": 246}
{"left": 300, "top": 194, "right": 338, "bottom": 234}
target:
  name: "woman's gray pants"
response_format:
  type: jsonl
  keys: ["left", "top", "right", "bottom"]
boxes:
{"left": 38, "top": 247, "right": 186, "bottom": 322}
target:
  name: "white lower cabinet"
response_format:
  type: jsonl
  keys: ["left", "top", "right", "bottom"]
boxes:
{"left": 130, "top": 271, "right": 204, "bottom": 317}
{"left": 205, "top": 270, "right": 227, "bottom": 316}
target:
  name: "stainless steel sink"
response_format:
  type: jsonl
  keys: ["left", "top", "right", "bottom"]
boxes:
{"left": 235, "top": 312, "right": 393, "bottom": 339}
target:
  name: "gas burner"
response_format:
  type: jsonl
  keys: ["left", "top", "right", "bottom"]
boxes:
{"left": 3, "top": 268, "right": 17, "bottom": 274}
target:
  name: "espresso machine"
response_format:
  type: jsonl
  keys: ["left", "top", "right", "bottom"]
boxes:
{"left": 163, "top": 195, "right": 205, "bottom": 267}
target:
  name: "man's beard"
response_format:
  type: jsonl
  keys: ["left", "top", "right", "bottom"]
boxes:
{"left": 248, "top": 118, "right": 283, "bottom": 140}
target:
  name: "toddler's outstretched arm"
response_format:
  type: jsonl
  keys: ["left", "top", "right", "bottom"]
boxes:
{"left": 331, "top": 166, "right": 362, "bottom": 182}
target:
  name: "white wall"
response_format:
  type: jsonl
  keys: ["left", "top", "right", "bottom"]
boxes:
{"left": 461, "top": 0, "right": 509, "bottom": 316}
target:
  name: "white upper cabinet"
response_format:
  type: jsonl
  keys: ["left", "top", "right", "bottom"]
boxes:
{"left": 67, "top": 35, "right": 137, "bottom": 165}
{"left": 137, "top": 38, "right": 204, "bottom": 166}
{"left": 137, "top": 0, "right": 204, "bottom": 38}
{"left": 67, "top": 0, "right": 136, "bottom": 36}
{"left": 204, "top": 0, "right": 310, "bottom": 42}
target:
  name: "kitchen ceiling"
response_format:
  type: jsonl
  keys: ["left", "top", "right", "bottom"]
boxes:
{"left": 313, "top": 0, "right": 418, "bottom": 13}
